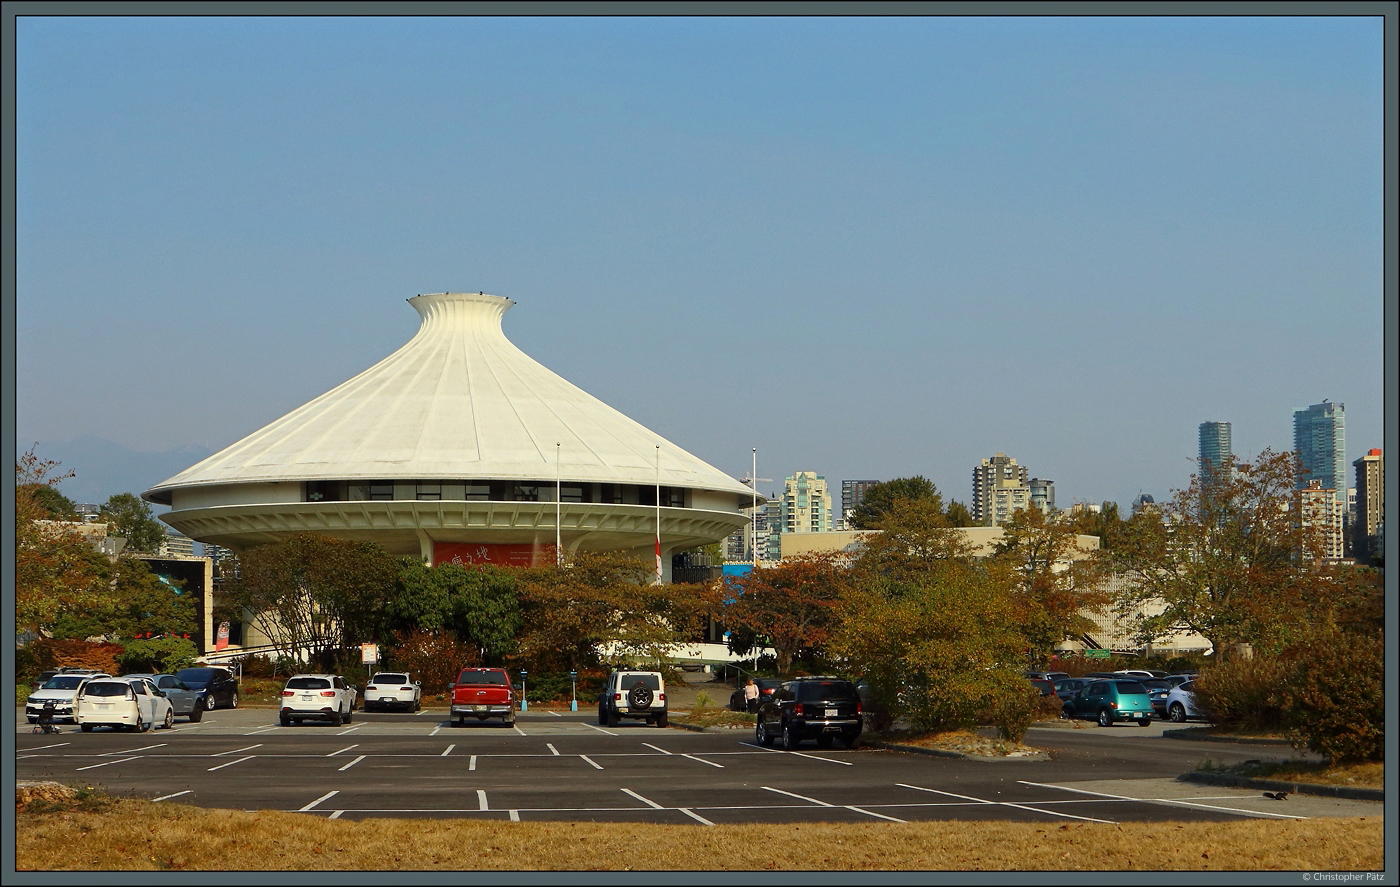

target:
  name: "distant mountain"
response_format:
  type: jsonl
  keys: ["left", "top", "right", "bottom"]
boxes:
{"left": 22, "top": 436, "right": 213, "bottom": 508}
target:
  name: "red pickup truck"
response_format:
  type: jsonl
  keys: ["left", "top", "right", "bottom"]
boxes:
{"left": 449, "top": 667, "right": 516, "bottom": 727}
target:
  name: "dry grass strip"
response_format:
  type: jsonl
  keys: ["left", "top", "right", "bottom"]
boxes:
{"left": 15, "top": 795, "right": 1381, "bottom": 871}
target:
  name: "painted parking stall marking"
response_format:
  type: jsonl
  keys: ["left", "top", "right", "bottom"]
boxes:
{"left": 76, "top": 755, "right": 141, "bottom": 771}
{"left": 1017, "top": 780, "right": 1311, "bottom": 821}
{"left": 208, "top": 755, "right": 256, "bottom": 772}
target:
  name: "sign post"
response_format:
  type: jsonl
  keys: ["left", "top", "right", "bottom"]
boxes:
{"left": 519, "top": 669, "right": 528, "bottom": 712}
{"left": 570, "top": 670, "right": 577, "bottom": 712}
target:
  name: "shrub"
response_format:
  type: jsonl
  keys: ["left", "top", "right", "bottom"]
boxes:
{"left": 389, "top": 630, "right": 480, "bottom": 695}
{"left": 1192, "top": 654, "right": 1291, "bottom": 733}
{"left": 978, "top": 674, "right": 1038, "bottom": 743}
{"left": 1160, "top": 655, "right": 1205, "bottom": 675}
{"left": 1273, "top": 633, "right": 1384, "bottom": 764}
{"left": 227, "top": 653, "right": 279, "bottom": 679}
{"left": 22, "top": 639, "right": 122, "bottom": 677}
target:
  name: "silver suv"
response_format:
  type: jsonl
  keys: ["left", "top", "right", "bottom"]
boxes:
{"left": 598, "top": 670, "right": 668, "bottom": 728}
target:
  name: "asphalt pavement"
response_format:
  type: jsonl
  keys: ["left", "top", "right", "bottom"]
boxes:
{"left": 15, "top": 706, "right": 1382, "bottom": 826}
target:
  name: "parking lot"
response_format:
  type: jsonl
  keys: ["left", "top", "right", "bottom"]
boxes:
{"left": 16, "top": 707, "right": 1381, "bottom": 826}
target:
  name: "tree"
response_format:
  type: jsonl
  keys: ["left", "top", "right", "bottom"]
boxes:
{"left": 515, "top": 551, "right": 717, "bottom": 672}
{"left": 1063, "top": 501, "right": 1129, "bottom": 551}
{"left": 943, "top": 500, "right": 977, "bottom": 528}
{"left": 1105, "top": 449, "right": 1330, "bottom": 659}
{"left": 833, "top": 560, "right": 1031, "bottom": 737}
{"left": 847, "top": 476, "right": 942, "bottom": 530}
{"left": 19, "top": 482, "right": 78, "bottom": 520}
{"left": 390, "top": 562, "right": 522, "bottom": 664}
{"left": 99, "top": 492, "right": 167, "bottom": 554}
{"left": 15, "top": 448, "right": 112, "bottom": 635}
{"left": 989, "top": 507, "right": 1108, "bottom": 667}
{"left": 849, "top": 496, "right": 978, "bottom": 585}
{"left": 220, "top": 534, "right": 402, "bottom": 669}
{"left": 50, "top": 557, "right": 198, "bottom": 641}
{"left": 722, "top": 551, "right": 850, "bottom": 675}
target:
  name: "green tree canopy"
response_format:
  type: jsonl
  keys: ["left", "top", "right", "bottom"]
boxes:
{"left": 391, "top": 562, "right": 522, "bottom": 664}
{"left": 848, "top": 476, "right": 942, "bottom": 530}
{"left": 220, "top": 534, "right": 402, "bottom": 669}
{"left": 99, "top": 492, "right": 167, "bottom": 554}
{"left": 20, "top": 482, "right": 79, "bottom": 520}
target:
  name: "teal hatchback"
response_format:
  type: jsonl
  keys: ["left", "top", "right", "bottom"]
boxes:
{"left": 1061, "top": 679, "right": 1155, "bottom": 727}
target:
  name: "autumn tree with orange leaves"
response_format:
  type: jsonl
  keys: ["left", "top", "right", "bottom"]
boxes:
{"left": 722, "top": 551, "right": 851, "bottom": 675}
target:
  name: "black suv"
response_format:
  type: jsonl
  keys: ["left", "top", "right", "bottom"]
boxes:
{"left": 755, "top": 676, "right": 862, "bottom": 750}
{"left": 175, "top": 667, "right": 240, "bottom": 711}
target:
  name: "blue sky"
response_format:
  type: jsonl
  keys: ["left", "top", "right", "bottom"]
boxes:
{"left": 14, "top": 15, "right": 1386, "bottom": 510}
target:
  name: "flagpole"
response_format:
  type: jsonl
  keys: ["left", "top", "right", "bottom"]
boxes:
{"left": 752, "top": 447, "right": 758, "bottom": 564}
{"left": 556, "top": 442, "right": 562, "bottom": 567}
{"left": 655, "top": 444, "right": 662, "bottom": 584}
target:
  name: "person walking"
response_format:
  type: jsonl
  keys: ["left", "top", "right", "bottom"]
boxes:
{"left": 743, "top": 678, "right": 760, "bottom": 713}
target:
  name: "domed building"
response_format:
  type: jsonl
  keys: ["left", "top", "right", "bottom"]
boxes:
{"left": 144, "top": 292, "right": 760, "bottom": 581}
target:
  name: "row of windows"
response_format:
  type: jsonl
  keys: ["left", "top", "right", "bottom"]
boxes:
{"left": 305, "top": 480, "right": 687, "bottom": 507}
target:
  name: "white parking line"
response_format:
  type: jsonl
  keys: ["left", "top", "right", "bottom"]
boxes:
{"left": 22, "top": 743, "right": 70, "bottom": 751}
{"left": 300, "top": 791, "right": 338, "bottom": 812}
{"left": 441, "top": 744, "right": 456, "bottom": 757}
{"left": 338, "top": 755, "right": 366, "bottom": 772}
{"left": 582, "top": 723, "right": 616, "bottom": 735}
{"left": 1016, "top": 780, "right": 1308, "bottom": 821}
{"left": 513, "top": 725, "right": 527, "bottom": 736}
{"left": 329, "top": 810, "right": 345, "bottom": 819}
{"left": 152, "top": 790, "right": 193, "bottom": 803}
{"left": 547, "top": 711, "right": 561, "bottom": 717}
{"left": 327, "top": 745, "right": 359, "bottom": 757}
{"left": 245, "top": 725, "right": 278, "bottom": 735}
{"left": 737, "top": 742, "right": 853, "bottom": 765}
{"left": 900, "top": 783, "right": 1116, "bottom": 824}
{"left": 103, "top": 743, "right": 166, "bottom": 755}
{"left": 509, "top": 810, "right": 520, "bottom": 822}
{"left": 430, "top": 726, "right": 443, "bottom": 736}
{"left": 477, "top": 790, "right": 488, "bottom": 811}
{"left": 336, "top": 726, "right": 362, "bottom": 736}
{"left": 763, "top": 786, "right": 833, "bottom": 806}
{"left": 469, "top": 755, "right": 477, "bottom": 771}
{"left": 208, "top": 755, "right": 255, "bottom": 772}
{"left": 848, "top": 806, "right": 906, "bottom": 823}
{"left": 642, "top": 743, "right": 673, "bottom": 755}
{"left": 547, "top": 743, "right": 560, "bottom": 756}
{"left": 682, "top": 754, "right": 724, "bottom": 769}
{"left": 76, "top": 756, "right": 140, "bottom": 771}
{"left": 680, "top": 808, "right": 715, "bottom": 826}
{"left": 214, "top": 744, "right": 262, "bottom": 756}
{"left": 579, "top": 755, "right": 604, "bottom": 770}
{"left": 621, "top": 788, "right": 663, "bottom": 809}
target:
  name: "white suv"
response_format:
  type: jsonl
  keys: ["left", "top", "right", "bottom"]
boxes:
{"left": 598, "top": 670, "right": 667, "bottom": 728}
{"left": 26, "top": 672, "right": 111, "bottom": 723}
{"left": 279, "top": 674, "right": 357, "bottom": 726}
{"left": 363, "top": 672, "right": 422, "bottom": 712}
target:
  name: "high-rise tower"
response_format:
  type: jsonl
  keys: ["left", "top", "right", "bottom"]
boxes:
{"left": 1198, "top": 421, "right": 1233, "bottom": 482}
{"left": 972, "top": 453, "right": 1030, "bottom": 526}
{"left": 1294, "top": 401, "right": 1346, "bottom": 503}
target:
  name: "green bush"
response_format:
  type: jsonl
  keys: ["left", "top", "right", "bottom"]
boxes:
{"left": 114, "top": 637, "right": 199, "bottom": 675}
{"left": 1273, "top": 633, "right": 1384, "bottom": 764}
{"left": 978, "top": 673, "right": 1038, "bottom": 743}
{"left": 1192, "top": 654, "right": 1291, "bottom": 733}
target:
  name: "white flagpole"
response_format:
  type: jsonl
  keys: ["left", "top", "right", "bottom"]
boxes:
{"left": 655, "top": 444, "right": 662, "bottom": 584}
{"left": 556, "top": 442, "right": 562, "bottom": 567}
{"left": 752, "top": 447, "right": 758, "bottom": 564}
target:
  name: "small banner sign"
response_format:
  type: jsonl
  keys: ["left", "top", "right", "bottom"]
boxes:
{"left": 1084, "top": 648, "right": 1112, "bottom": 658}
{"left": 215, "top": 621, "right": 230, "bottom": 652}
{"left": 361, "top": 643, "right": 379, "bottom": 664}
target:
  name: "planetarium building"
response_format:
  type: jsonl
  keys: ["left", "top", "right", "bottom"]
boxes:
{"left": 144, "top": 292, "right": 759, "bottom": 580}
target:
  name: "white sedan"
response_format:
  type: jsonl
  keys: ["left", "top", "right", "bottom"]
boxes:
{"left": 75, "top": 677, "right": 175, "bottom": 732}
{"left": 363, "top": 672, "right": 422, "bottom": 712}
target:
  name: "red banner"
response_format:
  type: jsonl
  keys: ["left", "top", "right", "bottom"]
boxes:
{"left": 215, "top": 621, "right": 230, "bottom": 652}
{"left": 433, "top": 542, "right": 557, "bottom": 568}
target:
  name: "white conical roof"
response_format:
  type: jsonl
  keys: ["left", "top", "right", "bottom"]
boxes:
{"left": 145, "top": 292, "right": 755, "bottom": 503}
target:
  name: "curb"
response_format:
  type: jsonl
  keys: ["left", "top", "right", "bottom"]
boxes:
{"left": 1178, "top": 771, "right": 1384, "bottom": 801}
{"left": 1162, "top": 728, "right": 1293, "bottom": 746}
{"left": 863, "top": 739, "right": 1051, "bottom": 762}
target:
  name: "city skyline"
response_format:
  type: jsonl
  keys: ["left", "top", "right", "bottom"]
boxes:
{"left": 14, "top": 16, "right": 1385, "bottom": 513}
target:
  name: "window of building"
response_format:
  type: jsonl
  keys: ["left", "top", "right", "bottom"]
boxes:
{"left": 369, "top": 482, "right": 395, "bottom": 501}
{"left": 464, "top": 483, "right": 490, "bottom": 501}
{"left": 513, "top": 484, "right": 540, "bottom": 502}
{"left": 560, "top": 485, "right": 584, "bottom": 503}
{"left": 416, "top": 483, "right": 441, "bottom": 501}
